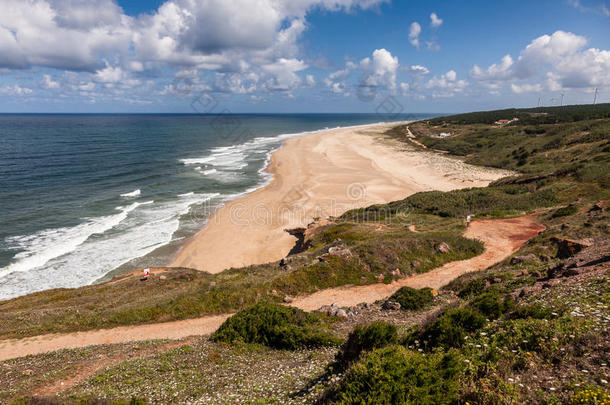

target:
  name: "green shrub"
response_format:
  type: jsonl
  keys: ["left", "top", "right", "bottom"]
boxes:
{"left": 458, "top": 278, "right": 487, "bottom": 298}
{"left": 327, "top": 346, "right": 462, "bottom": 404}
{"left": 390, "top": 287, "right": 435, "bottom": 311}
{"left": 509, "top": 303, "right": 555, "bottom": 320}
{"left": 468, "top": 292, "right": 515, "bottom": 320}
{"left": 422, "top": 307, "right": 487, "bottom": 349}
{"left": 211, "top": 302, "right": 340, "bottom": 349}
{"left": 551, "top": 205, "right": 578, "bottom": 218}
{"left": 334, "top": 321, "right": 397, "bottom": 369}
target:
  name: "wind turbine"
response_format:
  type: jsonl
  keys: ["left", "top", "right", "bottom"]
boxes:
{"left": 593, "top": 88, "right": 598, "bottom": 105}
{"left": 560, "top": 93, "right": 564, "bottom": 106}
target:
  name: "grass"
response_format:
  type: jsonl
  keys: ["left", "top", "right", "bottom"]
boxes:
{"left": 0, "top": 223, "right": 482, "bottom": 339}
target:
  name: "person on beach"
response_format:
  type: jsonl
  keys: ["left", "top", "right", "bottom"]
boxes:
{"left": 466, "top": 214, "right": 472, "bottom": 227}
{"left": 141, "top": 268, "right": 150, "bottom": 281}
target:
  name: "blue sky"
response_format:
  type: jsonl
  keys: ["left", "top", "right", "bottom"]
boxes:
{"left": 0, "top": 0, "right": 608, "bottom": 113}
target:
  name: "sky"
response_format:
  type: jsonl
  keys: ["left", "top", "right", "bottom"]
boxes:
{"left": 0, "top": 0, "right": 609, "bottom": 113}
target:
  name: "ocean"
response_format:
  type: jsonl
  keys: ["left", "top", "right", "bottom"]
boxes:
{"left": 0, "top": 113, "right": 431, "bottom": 300}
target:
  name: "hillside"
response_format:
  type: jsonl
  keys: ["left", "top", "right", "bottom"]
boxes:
{"left": 1, "top": 104, "right": 609, "bottom": 404}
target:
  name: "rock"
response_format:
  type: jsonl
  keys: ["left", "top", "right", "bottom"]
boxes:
{"left": 562, "top": 268, "right": 580, "bottom": 277}
{"left": 510, "top": 254, "right": 538, "bottom": 265}
{"left": 159, "top": 275, "right": 167, "bottom": 281}
{"left": 283, "top": 295, "right": 294, "bottom": 303}
{"left": 281, "top": 264, "right": 292, "bottom": 271}
{"left": 589, "top": 203, "right": 603, "bottom": 213}
{"left": 209, "top": 281, "right": 217, "bottom": 288}
{"left": 492, "top": 277, "right": 502, "bottom": 284}
{"left": 411, "top": 260, "right": 421, "bottom": 268}
{"left": 335, "top": 309, "right": 348, "bottom": 318}
{"left": 22, "top": 369, "right": 33, "bottom": 376}
{"left": 517, "top": 284, "right": 542, "bottom": 297}
{"left": 279, "top": 258, "right": 287, "bottom": 267}
{"left": 435, "top": 242, "right": 451, "bottom": 254}
{"left": 381, "top": 300, "right": 401, "bottom": 310}
{"left": 552, "top": 238, "right": 591, "bottom": 259}
{"left": 328, "top": 246, "right": 353, "bottom": 258}
{"left": 391, "top": 268, "right": 401, "bottom": 277}
{"left": 376, "top": 273, "right": 385, "bottom": 282}
{"left": 547, "top": 263, "right": 565, "bottom": 279}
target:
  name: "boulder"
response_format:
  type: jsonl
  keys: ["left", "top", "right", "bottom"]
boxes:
{"left": 335, "top": 309, "right": 348, "bottom": 318}
{"left": 552, "top": 238, "right": 591, "bottom": 259}
{"left": 435, "top": 242, "right": 451, "bottom": 254}
{"left": 382, "top": 300, "right": 401, "bottom": 310}
{"left": 159, "top": 275, "right": 167, "bottom": 281}
{"left": 376, "top": 273, "right": 385, "bottom": 282}
{"left": 510, "top": 254, "right": 538, "bottom": 265}
{"left": 283, "top": 295, "right": 294, "bottom": 303}
{"left": 411, "top": 260, "right": 421, "bottom": 268}
{"left": 328, "top": 246, "right": 353, "bottom": 258}
{"left": 391, "top": 268, "right": 401, "bottom": 277}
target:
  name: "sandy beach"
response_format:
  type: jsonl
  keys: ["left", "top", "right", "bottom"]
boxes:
{"left": 171, "top": 122, "right": 512, "bottom": 273}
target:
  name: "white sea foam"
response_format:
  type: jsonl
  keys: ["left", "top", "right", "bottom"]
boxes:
{"left": 120, "top": 189, "right": 141, "bottom": 198}
{"left": 201, "top": 168, "right": 217, "bottom": 175}
{"left": 0, "top": 193, "right": 218, "bottom": 300}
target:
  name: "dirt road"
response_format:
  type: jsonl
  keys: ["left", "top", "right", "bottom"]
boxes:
{"left": 0, "top": 215, "right": 544, "bottom": 362}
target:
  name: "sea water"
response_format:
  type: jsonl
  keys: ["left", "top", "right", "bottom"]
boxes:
{"left": 0, "top": 113, "right": 431, "bottom": 300}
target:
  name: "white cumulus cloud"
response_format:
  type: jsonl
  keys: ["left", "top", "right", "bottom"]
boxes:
{"left": 430, "top": 13, "right": 443, "bottom": 28}
{"left": 409, "top": 22, "right": 422, "bottom": 49}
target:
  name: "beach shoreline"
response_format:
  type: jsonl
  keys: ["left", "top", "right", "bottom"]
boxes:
{"left": 170, "top": 122, "right": 513, "bottom": 273}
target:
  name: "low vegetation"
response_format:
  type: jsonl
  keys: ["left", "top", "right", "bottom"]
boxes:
{"left": 333, "top": 321, "right": 397, "bottom": 369}
{"left": 0, "top": 224, "right": 482, "bottom": 339}
{"left": 2, "top": 104, "right": 609, "bottom": 404}
{"left": 389, "top": 286, "right": 435, "bottom": 311}
{"left": 324, "top": 346, "right": 462, "bottom": 404}
{"left": 211, "top": 302, "right": 340, "bottom": 349}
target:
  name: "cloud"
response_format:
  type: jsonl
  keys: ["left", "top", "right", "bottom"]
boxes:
{"left": 408, "top": 65, "right": 430, "bottom": 76}
{"left": 261, "top": 58, "right": 307, "bottom": 91}
{"left": 0, "top": 85, "right": 33, "bottom": 96}
{"left": 568, "top": 0, "right": 610, "bottom": 16}
{"left": 0, "top": 0, "right": 386, "bottom": 76}
{"left": 359, "top": 48, "right": 399, "bottom": 90}
{"left": 471, "top": 30, "right": 610, "bottom": 91}
{"left": 424, "top": 70, "right": 468, "bottom": 97}
{"left": 409, "top": 22, "right": 421, "bottom": 49}
{"left": 511, "top": 83, "right": 542, "bottom": 93}
{"left": 430, "top": 12, "right": 443, "bottom": 28}
{"left": 471, "top": 54, "right": 514, "bottom": 81}
{"left": 94, "top": 65, "right": 124, "bottom": 83}
{"left": 40, "top": 74, "right": 60, "bottom": 89}
{"left": 0, "top": 0, "right": 132, "bottom": 71}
